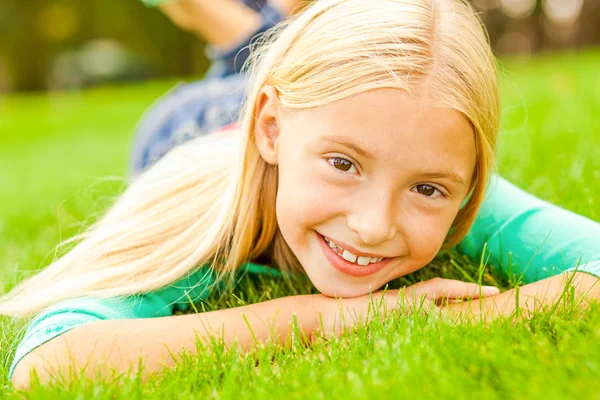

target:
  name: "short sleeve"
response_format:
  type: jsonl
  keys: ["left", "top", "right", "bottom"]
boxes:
{"left": 460, "top": 175, "right": 600, "bottom": 283}
{"left": 563, "top": 261, "right": 600, "bottom": 279}
{"left": 8, "top": 266, "right": 217, "bottom": 380}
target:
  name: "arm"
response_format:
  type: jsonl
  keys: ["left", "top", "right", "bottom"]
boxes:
{"left": 444, "top": 271, "right": 600, "bottom": 320}
{"left": 460, "top": 175, "right": 600, "bottom": 283}
{"left": 456, "top": 175, "right": 600, "bottom": 319}
{"left": 11, "top": 294, "right": 317, "bottom": 390}
{"left": 11, "top": 278, "right": 497, "bottom": 390}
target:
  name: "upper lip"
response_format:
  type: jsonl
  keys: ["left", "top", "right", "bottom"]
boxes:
{"left": 320, "top": 233, "right": 391, "bottom": 259}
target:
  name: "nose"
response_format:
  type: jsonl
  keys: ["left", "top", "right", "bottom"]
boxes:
{"left": 346, "top": 191, "right": 397, "bottom": 245}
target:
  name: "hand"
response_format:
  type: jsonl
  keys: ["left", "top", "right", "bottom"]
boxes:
{"left": 405, "top": 277, "right": 500, "bottom": 305}
{"left": 309, "top": 278, "right": 500, "bottom": 339}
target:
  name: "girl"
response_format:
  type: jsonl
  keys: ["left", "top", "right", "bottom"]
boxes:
{"left": 3, "top": 0, "right": 600, "bottom": 390}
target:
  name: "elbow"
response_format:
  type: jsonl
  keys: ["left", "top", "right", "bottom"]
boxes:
{"left": 9, "top": 340, "right": 68, "bottom": 390}
{"left": 10, "top": 356, "right": 34, "bottom": 392}
{"left": 10, "top": 351, "right": 73, "bottom": 390}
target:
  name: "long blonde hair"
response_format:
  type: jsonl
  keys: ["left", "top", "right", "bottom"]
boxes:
{"left": 0, "top": 0, "right": 499, "bottom": 317}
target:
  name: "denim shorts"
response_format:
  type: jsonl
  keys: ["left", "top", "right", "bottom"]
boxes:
{"left": 129, "top": 2, "right": 283, "bottom": 178}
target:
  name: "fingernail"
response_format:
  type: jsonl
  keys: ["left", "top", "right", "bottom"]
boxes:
{"left": 483, "top": 286, "right": 500, "bottom": 295}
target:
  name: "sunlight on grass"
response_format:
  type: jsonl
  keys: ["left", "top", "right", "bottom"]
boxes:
{"left": 0, "top": 50, "right": 599, "bottom": 397}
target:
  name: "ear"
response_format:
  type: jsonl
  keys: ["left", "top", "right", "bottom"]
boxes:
{"left": 254, "top": 85, "right": 281, "bottom": 165}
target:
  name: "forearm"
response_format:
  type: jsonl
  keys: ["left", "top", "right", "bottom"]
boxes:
{"left": 11, "top": 294, "right": 317, "bottom": 389}
{"left": 444, "top": 272, "right": 600, "bottom": 321}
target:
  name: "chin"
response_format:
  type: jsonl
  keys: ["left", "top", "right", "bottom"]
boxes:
{"left": 311, "top": 278, "right": 375, "bottom": 299}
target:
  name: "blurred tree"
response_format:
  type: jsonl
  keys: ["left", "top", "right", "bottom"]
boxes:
{"left": 0, "top": 0, "right": 208, "bottom": 92}
{"left": 0, "top": 0, "right": 598, "bottom": 92}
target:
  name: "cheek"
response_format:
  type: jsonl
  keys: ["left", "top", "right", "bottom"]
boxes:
{"left": 274, "top": 156, "right": 334, "bottom": 251}
{"left": 403, "top": 205, "right": 459, "bottom": 263}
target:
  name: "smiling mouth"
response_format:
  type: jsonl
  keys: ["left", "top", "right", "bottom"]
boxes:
{"left": 320, "top": 234, "right": 385, "bottom": 266}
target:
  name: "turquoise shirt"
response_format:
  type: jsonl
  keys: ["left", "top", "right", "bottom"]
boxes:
{"left": 8, "top": 176, "right": 600, "bottom": 380}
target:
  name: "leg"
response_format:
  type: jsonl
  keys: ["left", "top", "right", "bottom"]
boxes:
{"left": 158, "top": 0, "right": 302, "bottom": 78}
{"left": 204, "top": 1, "right": 285, "bottom": 79}
{"left": 272, "top": 0, "right": 311, "bottom": 15}
{"left": 129, "top": 0, "right": 290, "bottom": 177}
{"left": 158, "top": 0, "right": 264, "bottom": 49}
{"left": 129, "top": 74, "right": 248, "bottom": 179}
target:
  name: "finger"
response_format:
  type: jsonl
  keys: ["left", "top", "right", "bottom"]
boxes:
{"left": 379, "top": 289, "right": 433, "bottom": 313}
{"left": 408, "top": 278, "right": 500, "bottom": 300}
{"left": 433, "top": 297, "right": 475, "bottom": 307}
{"left": 379, "top": 290, "right": 436, "bottom": 317}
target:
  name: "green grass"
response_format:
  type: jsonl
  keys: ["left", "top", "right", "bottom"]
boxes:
{"left": 1, "top": 49, "right": 599, "bottom": 398}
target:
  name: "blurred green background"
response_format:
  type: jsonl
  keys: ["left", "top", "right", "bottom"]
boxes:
{"left": 1, "top": 3, "right": 599, "bottom": 394}
{"left": 0, "top": 0, "right": 598, "bottom": 287}
{"left": 0, "top": 0, "right": 598, "bottom": 93}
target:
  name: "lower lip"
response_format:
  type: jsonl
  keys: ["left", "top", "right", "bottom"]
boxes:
{"left": 316, "top": 232, "right": 392, "bottom": 277}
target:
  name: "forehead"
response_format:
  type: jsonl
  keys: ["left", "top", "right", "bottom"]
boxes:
{"left": 283, "top": 88, "right": 476, "bottom": 176}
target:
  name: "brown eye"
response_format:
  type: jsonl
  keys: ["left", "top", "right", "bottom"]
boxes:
{"left": 330, "top": 157, "right": 354, "bottom": 172}
{"left": 416, "top": 184, "right": 437, "bottom": 197}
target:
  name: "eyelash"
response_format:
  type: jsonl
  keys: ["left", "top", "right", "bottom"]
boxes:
{"left": 326, "top": 156, "right": 359, "bottom": 174}
{"left": 411, "top": 184, "right": 448, "bottom": 200}
{"left": 327, "top": 157, "right": 448, "bottom": 200}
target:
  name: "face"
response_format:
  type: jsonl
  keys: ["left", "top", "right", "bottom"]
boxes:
{"left": 255, "top": 87, "right": 476, "bottom": 297}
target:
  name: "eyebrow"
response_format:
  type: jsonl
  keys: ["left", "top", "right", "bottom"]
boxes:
{"left": 321, "top": 135, "right": 374, "bottom": 159}
{"left": 417, "top": 170, "right": 468, "bottom": 187}
{"left": 321, "top": 135, "right": 468, "bottom": 187}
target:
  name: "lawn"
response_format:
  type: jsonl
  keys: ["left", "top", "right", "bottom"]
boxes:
{"left": 1, "top": 49, "right": 599, "bottom": 398}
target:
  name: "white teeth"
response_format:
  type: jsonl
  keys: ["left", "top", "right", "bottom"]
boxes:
{"left": 324, "top": 235, "right": 385, "bottom": 266}
{"left": 357, "top": 256, "right": 371, "bottom": 266}
{"left": 342, "top": 250, "right": 358, "bottom": 263}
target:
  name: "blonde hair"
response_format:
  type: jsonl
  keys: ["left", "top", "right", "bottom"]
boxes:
{"left": 0, "top": 0, "right": 499, "bottom": 317}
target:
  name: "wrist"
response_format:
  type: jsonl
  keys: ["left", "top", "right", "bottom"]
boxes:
{"left": 302, "top": 294, "right": 339, "bottom": 342}
{"left": 272, "top": 294, "right": 325, "bottom": 345}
